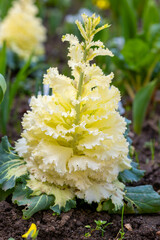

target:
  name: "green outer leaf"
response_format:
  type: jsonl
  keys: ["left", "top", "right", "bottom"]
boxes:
{"left": 101, "top": 185, "right": 160, "bottom": 214}
{"left": 12, "top": 184, "right": 55, "bottom": 219}
{"left": 0, "top": 136, "right": 27, "bottom": 191}
{"left": 22, "top": 195, "right": 55, "bottom": 219}
{"left": 26, "top": 178, "right": 76, "bottom": 215}
{"left": 50, "top": 199, "right": 76, "bottom": 214}
{"left": 133, "top": 80, "right": 157, "bottom": 134}
{"left": 124, "top": 185, "right": 160, "bottom": 213}
{"left": 0, "top": 74, "right": 6, "bottom": 104}
{"left": 118, "top": 161, "right": 145, "bottom": 183}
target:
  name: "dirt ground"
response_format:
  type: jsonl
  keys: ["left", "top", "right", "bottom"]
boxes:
{"left": 0, "top": 105, "right": 160, "bottom": 240}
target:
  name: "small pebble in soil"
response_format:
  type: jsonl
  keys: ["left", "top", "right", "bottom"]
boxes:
{"left": 124, "top": 223, "right": 133, "bottom": 231}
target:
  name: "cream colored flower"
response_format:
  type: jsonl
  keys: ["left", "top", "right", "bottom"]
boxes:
{"left": 0, "top": 0, "right": 46, "bottom": 59}
{"left": 15, "top": 14, "right": 131, "bottom": 210}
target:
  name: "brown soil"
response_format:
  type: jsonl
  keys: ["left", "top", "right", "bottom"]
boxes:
{"left": 0, "top": 109, "right": 160, "bottom": 240}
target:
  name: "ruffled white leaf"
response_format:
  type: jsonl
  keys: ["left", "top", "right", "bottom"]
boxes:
{"left": 62, "top": 34, "right": 79, "bottom": 45}
{"left": 87, "top": 47, "right": 113, "bottom": 61}
{"left": 31, "top": 140, "right": 73, "bottom": 175}
{"left": 76, "top": 181, "right": 124, "bottom": 207}
{"left": 43, "top": 67, "right": 76, "bottom": 100}
{"left": 87, "top": 40, "right": 104, "bottom": 49}
{"left": 15, "top": 138, "right": 29, "bottom": 157}
{"left": 68, "top": 155, "right": 102, "bottom": 172}
{"left": 67, "top": 45, "right": 84, "bottom": 69}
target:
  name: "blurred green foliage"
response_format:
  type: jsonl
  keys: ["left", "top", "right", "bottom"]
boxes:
{"left": 108, "top": 0, "right": 160, "bottom": 133}
{"left": 0, "top": 0, "right": 14, "bottom": 19}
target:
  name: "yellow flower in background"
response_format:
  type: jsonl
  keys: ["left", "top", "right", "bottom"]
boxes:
{"left": 22, "top": 223, "right": 38, "bottom": 239}
{"left": 93, "top": 0, "right": 110, "bottom": 10}
{"left": 0, "top": 0, "right": 46, "bottom": 59}
{"left": 15, "top": 14, "right": 131, "bottom": 210}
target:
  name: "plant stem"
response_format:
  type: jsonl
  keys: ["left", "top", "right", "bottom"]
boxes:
{"left": 144, "top": 55, "right": 159, "bottom": 86}
{"left": 74, "top": 47, "right": 87, "bottom": 125}
{"left": 124, "top": 82, "right": 135, "bottom": 100}
{"left": 72, "top": 46, "right": 88, "bottom": 152}
{"left": 121, "top": 205, "right": 124, "bottom": 233}
{"left": 136, "top": 74, "right": 141, "bottom": 91}
{"left": 74, "top": 72, "right": 84, "bottom": 125}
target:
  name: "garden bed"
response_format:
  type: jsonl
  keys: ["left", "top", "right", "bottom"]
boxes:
{"left": 0, "top": 109, "right": 160, "bottom": 240}
{"left": 1, "top": 2, "right": 160, "bottom": 239}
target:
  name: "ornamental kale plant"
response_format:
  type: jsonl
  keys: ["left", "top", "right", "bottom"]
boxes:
{"left": 0, "top": 14, "right": 160, "bottom": 218}
{"left": 15, "top": 13, "right": 131, "bottom": 210}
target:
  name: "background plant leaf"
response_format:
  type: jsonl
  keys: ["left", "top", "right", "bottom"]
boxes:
{"left": 120, "top": 0, "right": 137, "bottom": 40}
{"left": 133, "top": 79, "right": 157, "bottom": 134}
{"left": 147, "top": 24, "right": 160, "bottom": 51}
{"left": 143, "top": 0, "right": 160, "bottom": 35}
{"left": 0, "top": 0, "right": 14, "bottom": 19}
{"left": 121, "top": 39, "right": 154, "bottom": 72}
{"left": 0, "top": 42, "right": 6, "bottom": 76}
{"left": 0, "top": 74, "right": 6, "bottom": 104}
{"left": 8, "top": 54, "right": 32, "bottom": 111}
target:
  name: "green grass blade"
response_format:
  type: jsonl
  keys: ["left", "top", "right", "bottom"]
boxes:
{"left": 0, "top": 0, "right": 14, "bottom": 19}
{"left": 120, "top": 0, "right": 137, "bottom": 40}
{"left": 143, "top": 0, "right": 160, "bottom": 35}
{"left": 133, "top": 79, "right": 157, "bottom": 134}
{"left": 0, "top": 74, "right": 6, "bottom": 104}
{"left": 8, "top": 54, "right": 32, "bottom": 112}
{"left": 0, "top": 42, "right": 6, "bottom": 76}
